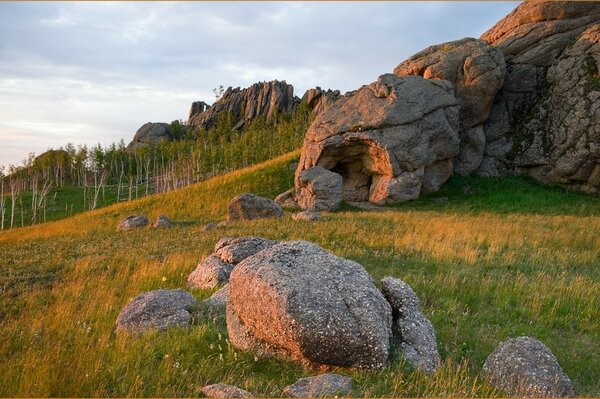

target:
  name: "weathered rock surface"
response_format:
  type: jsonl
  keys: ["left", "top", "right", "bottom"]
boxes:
{"left": 380, "top": 277, "right": 440, "bottom": 374}
{"left": 188, "top": 80, "right": 299, "bottom": 129}
{"left": 187, "top": 254, "right": 234, "bottom": 290}
{"left": 227, "top": 193, "right": 284, "bottom": 221}
{"left": 127, "top": 122, "right": 171, "bottom": 150}
{"left": 275, "top": 188, "right": 298, "bottom": 209}
{"left": 394, "top": 38, "right": 506, "bottom": 175}
{"left": 203, "top": 285, "right": 230, "bottom": 308}
{"left": 482, "top": 336, "right": 577, "bottom": 397}
{"left": 115, "top": 289, "right": 197, "bottom": 335}
{"left": 152, "top": 215, "right": 172, "bottom": 228}
{"left": 302, "top": 87, "right": 342, "bottom": 116}
{"left": 478, "top": 1, "right": 600, "bottom": 181}
{"left": 282, "top": 374, "right": 353, "bottom": 398}
{"left": 291, "top": 211, "right": 323, "bottom": 222}
{"left": 215, "top": 236, "right": 278, "bottom": 264}
{"left": 200, "top": 383, "right": 253, "bottom": 398}
{"left": 117, "top": 215, "right": 148, "bottom": 231}
{"left": 295, "top": 74, "right": 459, "bottom": 205}
{"left": 296, "top": 167, "right": 343, "bottom": 211}
{"left": 227, "top": 241, "right": 392, "bottom": 369}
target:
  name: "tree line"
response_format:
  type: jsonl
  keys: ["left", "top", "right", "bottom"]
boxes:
{"left": 0, "top": 104, "right": 312, "bottom": 229}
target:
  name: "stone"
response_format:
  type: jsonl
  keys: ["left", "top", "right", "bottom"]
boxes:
{"left": 291, "top": 211, "right": 323, "bottom": 222}
{"left": 394, "top": 38, "right": 506, "bottom": 175}
{"left": 282, "top": 374, "right": 353, "bottom": 398}
{"left": 127, "top": 122, "right": 171, "bottom": 150}
{"left": 215, "top": 236, "right": 278, "bottom": 264}
{"left": 203, "top": 222, "right": 217, "bottom": 232}
{"left": 380, "top": 277, "right": 440, "bottom": 374}
{"left": 200, "top": 383, "right": 253, "bottom": 398}
{"left": 187, "top": 254, "right": 234, "bottom": 290}
{"left": 152, "top": 215, "right": 172, "bottom": 228}
{"left": 482, "top": 336, "right": 577, "bottom": 397}
{"left": 227, "top": 193, "right": 284, "bottom": 221}
{"left": 188, "top": 80, "right": 299, "bottom": 129}
{"left": 296, "top": 167, "right": 343, "bottom": 211}
{"left": 115, "top": 289, "right": 197, "bottom": 335}
{"left": 295, "top": 74, "right": 459, "bottom": 205}
{"left": 227, "top": 241, "right": 392, "bottom": 369}
{"left": 302, "top": 87, "right": 342, "bottom": 116}
{"left": 117, "top": 215, "right": 148, "bottom": 231}
{"left": 275, "top": 188, "right": 299, "bottom": 209}
{"left": 203, "top": 285, "right": 230, "bottom": 308}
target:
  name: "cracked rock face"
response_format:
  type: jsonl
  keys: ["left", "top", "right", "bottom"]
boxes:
{"left": 394, "top": 38, "right": 506, "bottom": 176}
{"left": 115, "top": 289, "right": 197, "bottom": 335}
{"left": 227, "top": 241, "right": 392, "bottom": 369}
{"left": 295, "top": 74, "right": 459, "bottom": 205}
{"left": 482, "top": 336, "right": 577, "bottom": 397}
{"left": 380, "top": 277, "right": 440, "bottom": 375}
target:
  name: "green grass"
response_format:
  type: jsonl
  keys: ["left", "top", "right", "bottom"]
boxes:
{"left": 0, "top": 151, "right": 599, "bottom": 397}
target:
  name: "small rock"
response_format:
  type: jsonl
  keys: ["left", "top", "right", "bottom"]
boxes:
{"left": 200, "top": 383, "right": 253, "bottom": 398}
{"left": 482, "top": 336, "right": 577, "bottom": 397}
{"left": 203, "top": 285, "right": 230, "bottom": 308}
{"left": 380, "top": 277, "right": 440, "bottom": 374}
{"left": 227, "top": 193, "right": 283, "bottom": 221}
{"left": 215, "top": 236, "right": 278, "bottom": 264}
{"left": 117, "top": 215, "right": 148, "bottom": 231}
{"left": 203, "top": 222, "right": 217, "bottom": 232}
{"left": 153, "top": 215, "right": 172, "bottom": 228}
{"left": 275, "top": 188, "right": 299, "bottom": 209}
{"left": 283, "top": 374, "right": 353, "bottom": 398}
{"left": 187, "top": 254, "right": 234, "bottom": 289}
{"left": 292, "top": 211, "right": 323, "bottom": 221}
{"left": 116, "top": 289, "right": 197, "bottom": 335}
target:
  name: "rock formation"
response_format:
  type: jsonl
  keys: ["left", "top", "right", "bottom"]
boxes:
{"left": 188, "top": 80, "right": 299, "bottom": 130}
{"left": 295, "top": 74, "right": 460, "bottom": 205}
{"left": 227, "top": 240, "right": 393, "bottom": 369}
{"left": 478, "top": 1, "right": 600, "bottom": 189}
{"left": 302, "top": 87, "right": 341, "bottom": 116}
{"left": 115, "top": 289, "right": 198, "bottom": 335}
{"left": 482, "top": 336, "right": 577, "bottom": 397}
{"left": 127, "top": 122, "right": 172, "bottom": 150}
{"left": 394, "top": 38, "right": 506, "bottom": 175}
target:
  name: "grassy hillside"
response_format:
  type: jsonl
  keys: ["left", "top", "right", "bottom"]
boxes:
{"left": 1, "top": 151, "right": 599, "bottom": 397}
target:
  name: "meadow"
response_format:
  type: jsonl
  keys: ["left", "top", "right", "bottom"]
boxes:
{"left": 1, "top": 151, "right": 599, "bottom": 397}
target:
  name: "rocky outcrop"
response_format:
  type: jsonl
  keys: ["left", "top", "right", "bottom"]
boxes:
{"left": 302, "top": 87, "right": 341, "bottom": 116}
{"left": 380, "top": 277, "right": 440, "bottom": 374}
{"left": 227, "top": 241, "right": 392, "bottom": 369}
{"left": 117, "top": 215, "right": 148, "bottom": 231}
{"left": 478, "top": 1, "right": 600, "bottom": 183}
{"left": 295, "top": 74, "right": 459, "bottom": 205}
{"left": 127, "top": 122, "right": 171, "bottom": 150}
{"left": 282, "top": 374, "right": 353, "bottom": 398}
{"left": 394, "top": 38, "right": 506, "bottom": 175}
{"left": 482, "top": 336, "right": 577, "bottom": 397}
{"left": 227, "top": 193, "right": 284, "bottom": 221}
{"left": 200, "top": 383, "right": 253, "bottom": 398}
{"left": 295, "top": 167, "right": 343, "bottom": 211}
{"left": 115, "top": 289, "right": 197, "bottom": 335}
{"left": 188, "top": 81, "right": 299, "bottom": 129}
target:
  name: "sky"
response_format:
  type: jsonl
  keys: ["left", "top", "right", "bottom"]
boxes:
{"left": 0, "top": 1, "right": 518, "bottom": 168}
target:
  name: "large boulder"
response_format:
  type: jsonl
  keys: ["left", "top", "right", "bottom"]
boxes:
{"left": 227, "top": 193, "right": 284, "bottom": 221}
{"left": 127, "top": 122, "right": 171, "bottom": 150}
{"left": 295, "top": 167, "right": 343, "bottom": 211}
{"left": 115, "top": 289, "right": 198, "bottom": 335}
{"left": 295, "top": 74, "right": 459, "bottom": 205}
{"left": 477, "top": 1, "right": 600, "bottom": 179}
{"left": 282, "top": 374, "right": 353, "bottom": 398}
{"left": 227, "top": 241, "right": 393, "bottom": 369}
{"left": 380, "top": 277, "right": 440, "bottom": 375}
{"left": 394, "top": 38, "right": 506, "bottom": 175}
{"left": 188, "top": 80, "right": 299, "bottom": 129}
{"left": 482, "top": 336, "right": 577, "bottom": 397}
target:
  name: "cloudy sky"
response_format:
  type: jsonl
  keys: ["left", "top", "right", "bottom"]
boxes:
{"left": 0, "top": 1, "right": 518, "bottom": 168}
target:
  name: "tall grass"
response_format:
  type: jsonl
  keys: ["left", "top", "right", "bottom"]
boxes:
{"left": 0, "top": 152, "right": 599, "bottom": 397}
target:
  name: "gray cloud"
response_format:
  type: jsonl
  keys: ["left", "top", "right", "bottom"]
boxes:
{"left": 0, "top": 1, "right": 518, "bottom": 167}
